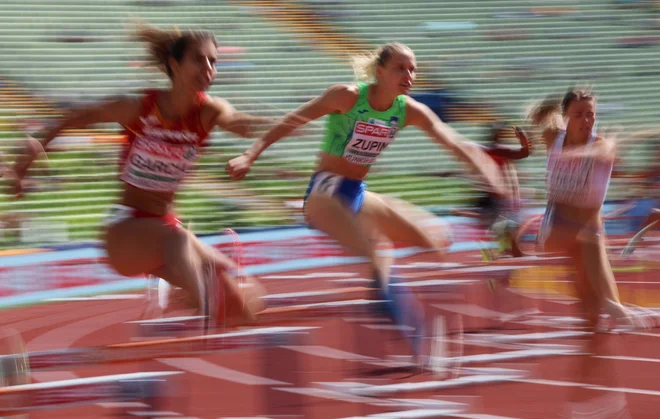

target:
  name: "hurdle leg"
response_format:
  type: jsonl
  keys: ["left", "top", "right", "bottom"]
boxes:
{"left": 132, "top": 351, "right": 190, "bottom": 417}
{"left": 114, "top": 376, "right": 168, "bottom": 418}
{"left": 262, "top": 333, "right": 306, "bottom": 418}
{"left": 0, "top": 372, "right": 182, "bottom": 418}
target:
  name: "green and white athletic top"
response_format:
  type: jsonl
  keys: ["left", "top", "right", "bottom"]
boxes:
{"left": 320, "top": 82, "right": 407, "bottom": 167}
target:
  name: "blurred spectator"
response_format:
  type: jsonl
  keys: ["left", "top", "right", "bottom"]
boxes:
{"left": 617, "top": 35, "right": 660, "bottom": 47}
{"left": 52, "top": 30, "right": 98, "bottom": 43}
{"left": 410, "top": 81, "right": 498, "bottom": 123}
{"left": 303, "top": 0, "right": 350, "bottom": 20}
{"left": 452, "top": 123, "right": 531, "bottom": 258}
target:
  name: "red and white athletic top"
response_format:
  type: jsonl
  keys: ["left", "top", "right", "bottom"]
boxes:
{"left": 119, "top": 89, "right": 211, "bottom": 193}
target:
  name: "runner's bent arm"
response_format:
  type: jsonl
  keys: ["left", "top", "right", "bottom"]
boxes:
{"left": 14, "top": 96, "right": 141, "bottom": 177}
{"left": 242, "top": 84, "right": 356, "bottom": 163}
{"left": 209, "top": 97, "right": 278, "bottom": 139}
{"left": 487, "top": 127, "right": 531, "bottom": 160}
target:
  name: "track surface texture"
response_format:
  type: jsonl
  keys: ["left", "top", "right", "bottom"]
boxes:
{"left": 3, "top": 248, "right": 660, "bottom": 419}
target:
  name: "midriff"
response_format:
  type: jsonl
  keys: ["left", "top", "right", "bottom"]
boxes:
{"left": 118, "top": 183, "right": 175, "bottom": 216}
{"left": 315, "top": 152, "right": 370, "bottom": 181}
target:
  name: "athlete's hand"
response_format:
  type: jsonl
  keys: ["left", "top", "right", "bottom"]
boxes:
{"left": 513, "top": 126, "right": 532, "bottom": 153}
{"left": 226, "top": 154, "right": 253, "bottom": 181}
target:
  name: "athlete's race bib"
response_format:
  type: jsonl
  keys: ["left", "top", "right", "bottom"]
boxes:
{"left": 121, "top": 136, "right": 198, "bottom": 192}
{"left": 344, "top": 121, "right": 395, "bottom": 165}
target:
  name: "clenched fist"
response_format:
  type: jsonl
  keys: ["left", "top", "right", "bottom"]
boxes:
{"left": 226, "top": 154, "right": 253, "bottom": 181}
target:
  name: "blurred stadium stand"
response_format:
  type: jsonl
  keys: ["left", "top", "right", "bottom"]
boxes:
{"left": 1, "top": 0, "right": 659, "bottom": 247}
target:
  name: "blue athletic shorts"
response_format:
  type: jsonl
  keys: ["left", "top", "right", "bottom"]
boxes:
{"left": 303, "top": 171, "right": 367, "bottom": 216}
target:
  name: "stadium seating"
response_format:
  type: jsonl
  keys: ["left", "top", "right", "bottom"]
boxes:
{"left": 0, "top": 0, "right": 658, "bottom": 246}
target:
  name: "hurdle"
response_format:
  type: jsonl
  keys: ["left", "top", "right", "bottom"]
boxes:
{"left": 1, "top": 297, "right": 393, "bottom": 417}
{"left": 395, "top": 264, "right": 535, "bottom": 280}
{"left": 0, "top": 325, "right": 318, "bottom": 417}
{"left": 0, "top": 371, "right": 181, "bottom": 416}
{"left": 261, "top": 286, "right": 374, "bottom": 307}
{"left": 126, "top": 285, "right": 376, "bottom": 337}
{"left": 3, "top": 326, "right": 316, "bottom": 373}
{"left": 324, "top": 345, "right": 580, "bottom": 399}
{"left": 131, "top": 291, "right": 387, "bottom": 338}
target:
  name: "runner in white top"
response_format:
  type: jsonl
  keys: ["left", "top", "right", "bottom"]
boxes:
{"left": 528, "top": 87, "right": 645, "bottom": 330}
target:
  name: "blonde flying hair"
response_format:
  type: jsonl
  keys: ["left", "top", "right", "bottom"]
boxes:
{"left": 526, "top": 87, "right": 597, "bottom": 131}
{"left": 351, "top": 43, "right": 413, "bottom": 83}
{"left": 130, "top": 19, "right": 217, "bottom": 79}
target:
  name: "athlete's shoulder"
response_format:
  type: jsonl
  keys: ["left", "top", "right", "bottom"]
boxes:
{"left": 323, "top": 83, "right": 359, "bottom": 101}
{"left": 199, "top": 95, "right": 238, "bottom": 134}
{"left": 403, "top": 95, "right": 423, "bottom": 110}
{"left": 124, "top": 89, "right": 158, "bottom": 114}
{"left": 403, "top": 96, "right": 436, "bottom": 128}
{"left": 104, "top": 93, "right": 147, "bottom": 128}
{"left": 202, "top": 95, "right": 233, "bottom": 114}
{"left": 318, "top": 84, "right": 360, "bottom": 114}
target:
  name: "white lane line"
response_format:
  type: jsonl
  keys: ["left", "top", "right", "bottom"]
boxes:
{"left": 351, "top": 373, "right": 527, "bottom": 396}
{"left": 45, "top": 294, "right": 144, "bottom": 302}
{"left": 261, "top": 272, "right": 357, "bottom": 279}
{"left": 280, "top": 345, "right": 376, "bottom": 361}
{"left": 596, "top": 355, "right": 660, "bottom": 364}
{"left": 432, "top": 303, "right": 531, "bottom": 320}
{"left": 338, "top": 408, "right": 466, "bottom": 418}
{"left": 277, "top": 387, "right": 470, "bottom": 412}
{"left": 464, "top": 330, "right": 592, "bottom": 343}
{"left": 157, "top": 358, "right": 288, "bottom": 386}
{"left": 392, "top": 262, "right": 465, "bottom": 269}
{"left": 515, "top": 378, "right": 660, "bottom": 397}
{"left": 394, "top": 279, "right": 478, "bottom": 288}
{"left": 328, "top": 278, "right": 373, "bottom": 284}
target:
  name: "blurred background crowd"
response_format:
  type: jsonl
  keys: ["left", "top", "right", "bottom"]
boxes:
{"left": 1, "top": 0, "right": 659, "bottom": 249}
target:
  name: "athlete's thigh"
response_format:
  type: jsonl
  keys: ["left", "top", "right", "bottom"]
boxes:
{"left": 358, "top": 191, "right": 447, "bottom": 250}
{"left": 305, "top": 192, "right": 377, "bottom": 259}
{"left": 579, "top": 235, "right": 619, "bottom": 299}
{"left": 541, "top": 219, "right": 580, "bottom": 255}
{"left": 103, "top": 218, "right": 179, "bottom": 278}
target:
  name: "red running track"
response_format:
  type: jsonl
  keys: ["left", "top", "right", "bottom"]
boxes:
{"left": 2, "top": 250, "right": 660, "bottom": 419}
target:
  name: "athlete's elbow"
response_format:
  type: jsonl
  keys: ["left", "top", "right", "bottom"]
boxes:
{"left": 62, "top": 106, "right": 108, "bottom": 131}
{"left": 232, "top": 124, "right": 252, "bottom": 139}
{"left": 515, "top": 149, "right": 530, "bottom": 160}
